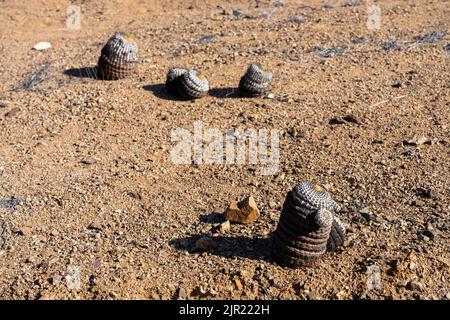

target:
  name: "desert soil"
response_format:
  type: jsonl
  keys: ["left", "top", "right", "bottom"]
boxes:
{"left": 0, "top": 0, "right": 449, "bottom": 300}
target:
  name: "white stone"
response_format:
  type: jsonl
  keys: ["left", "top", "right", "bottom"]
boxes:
{"left": 33, "top": 42, "right": 52, "bottom": 51}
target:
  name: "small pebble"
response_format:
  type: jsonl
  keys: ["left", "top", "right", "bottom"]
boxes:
{"left": 33, "top": 42, "right": 52, "bottom": 51}
{"left": 5, "top": 107, "right": 20, "bottom": 118}
{"left": 177, "top": 287, "right": 187, "bottom": 299}
{"left": 406, "top": 281, "right": 423, "bottom": 292}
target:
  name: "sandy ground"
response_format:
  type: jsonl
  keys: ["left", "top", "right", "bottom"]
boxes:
{"left": 0, "top": 0, "right": 449, "bottom": 300}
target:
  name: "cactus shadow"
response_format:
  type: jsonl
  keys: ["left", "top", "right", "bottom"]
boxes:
{"left": 199, "top": 211, "right": 225, "bottom": 224}
{"left": 208, "top": 87, "right": 241, "bottom": 99}
{"left": 169, "top": 235, "right": 273, "bottom": 262}
{"left": 142, "top": 84, "right": 188, "bottom": 101}
{"left": 63, "top": 67, "right": 99, "bottom": 79}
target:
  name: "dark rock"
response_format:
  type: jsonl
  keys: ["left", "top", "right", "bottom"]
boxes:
{"left": 273, "top": 1, "right": 285, "bottom": 8}
{"left": 444, "top": 43, "right": 450, "bottom": 53}
{"left": 406, "top": 281, "right": 423, "bottom": 291}
{"left": 4, "top": 107, "right": 20, "bottom": 118}
{"left": 346, "top": 0, "right": 363, "bottom": 6}
{"left": 195, "top": 237, "right": 218, "bottom": 251}
{"left": 193, "top": 35, "right": 216, "bottom": 45}
{"left": 49, "top": 274, "right": 62, "bottom": 285}
{"left": 232, "top": 9, "right": 245, "bottom": 18}
{"left": 177, "top": 287, "right": 187, "bottom": 299}
{"left": 412, "top": 199, "right": 425, "bottom": 207}
{"left": 323, "top": 2, "right": 339, "bottom": 8}
{"left": 314, "top": 45, "right": 346, "bottom": 58}
{"left": 414, "top": 31, "right": 446, "bottom": 43}
{"left": 416, "top": 187, "right": 436, "bottom": 199}
{"left": 329, "top": 117, "right": 345, "bottom": 125}
{"left": 351, "top": 214, "right": 366, "bottom": 224}
{"left": 87, "top": 222, "right": 102, "bottom": 231}
{"left": 358, "top": 207, "right": 370, "bottom": 215}
{"left": 351, "top": 37, "right": 370, "bottom": 44}
{"left": 403, "top": 149, "right": 414, "bottom": 157}
{"left": 418, "top": 233, "right": 430, "bottom": 241}
{"left": 343, "top": 115, "right": 360, "bottom": 124}
{"left": 0, "top": 197, "right": 23, "bottom": 211}
{"left": 81, "top": 157, "right": 98, "bottom": 165}
{"left": 12, "top": 64, "right": 52, "bottom": 91}
{"left": 421, "top": 230, "right": 435, "bottom": 240}
{"left": 287, "top": 16, "right": 307, "bottom": 24}
{"left": 383, "top": 41, "right": 402, "bottom": 51}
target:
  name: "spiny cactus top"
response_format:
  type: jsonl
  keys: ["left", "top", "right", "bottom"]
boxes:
{"left": 238, "top": 63, "right": 273, "bottom": 97}
{"left": 97, "top": 33, "right": 138, "bottom": 80}
{"left": 166, "top": 67, "right": 187, "bottom": 83}
{"left": 101, "top": 33, "right": 139, "bottom": 62}
{"left": 292, "top": 181, "right": 341, "bottom": 213}
{"left": 165, "top": 68, "right": 209, "bottom": 99}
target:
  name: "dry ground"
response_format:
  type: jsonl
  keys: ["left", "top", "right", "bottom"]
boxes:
{"left": 0, "top": 0, "right": 449, "bottom": 300}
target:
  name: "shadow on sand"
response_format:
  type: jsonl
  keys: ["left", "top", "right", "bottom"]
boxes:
{"left": 142, "top": 84, "right": 189, "bottom": 101}
{"left": 170, "top": 234, "right": 273, "bottom": 262}
{"left": 63, "top": 67, "right": 99, "bottom": 79}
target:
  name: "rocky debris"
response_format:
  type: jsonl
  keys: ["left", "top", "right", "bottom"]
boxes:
{"left": 224, "top": 195, "right": 260, "bottom": 224}
{"left": 232, "top": 9, "right": 245, "bottom": 18}
{"left": 0, "top": 100, "right": 11, "bottom": 108}
{"left": 193, "top": 35, "right": 216, "bottom": 45}
{"left": 13, "top": 64, "right": 51, "bottom": 90}
{"left": 32, "top": 41, "right": 52, "bottom": 51}
{"left": 351, "top": 36, "right": 370, "bottom": 44}
{"left": 416, "top": 187, "right": 437, "bottom": 199}
{"left": 87, "top": 222, "right": 102, "bottom": 231}
{"left": 323, "top": 2, "right": 339, "bottom": 8}
{"left": 418, "top": 229, "right": 435, "bottom": 241}
{"left": 313, "top": 44, "right": 346, "bottom": 58}
{"left": 342, "top": 115, "right": 360, "bottom": 124}
{"left": 412, "top": 199, "right": 425, "bottom": 207}
{"left": 190, "top": 285, "right": 207, "bottom": 297}
{"left": 329, "top": 117, "right": 345, "bottom": 125}
{"left": 273, "top": 1, "right": 285, "bottom": 8}
{"left": 0, "top": 197, "right": 23, "bottom": 211}
{"left": 219, "top": 220, "right": 230, "bottom": 233}
{"left": 366, "top": 265, "right": 382, "bottom": 290}
{"left": 414, "top": 31, "right": 446, "bottom": 43}
{"left": 81, "top": 156, "right": 98, "bottom": 165}
{"left": 4, "top": 107, "right": 20, "bottom": 118}
{"left": 176, "top": 287, "right": 187, "bottom": 299}
{"left": 195, "top": 237, "right": 218, "bottom": 252}
{"left": 286, "top": 15, "right": 307, "bottom": 25}
{"left": 17, "top": 224, "right": 33, "bottom": 236}
{"left": 233, "top": 279, "right": 243, "bottom": 291}
{"left": 383, "top": 41, "right": 402, "bottom": 51}
{"left": 346, "top": 0, "right": 363, "bottom": 7}
{"left": 444, "top": 43, "right": 450, "bottom": 54}
{"left": 49, "top": 274, "right": 62, "bottom": 285}
{"left": 406, "top": 281, "right": 424, "bottom": 292}
{"left": 358, "top": 207, "right": 372, "bottom": 221}
{"left": 329, "top": 115, "right": 360, "bottom": 125}
{"left": 404, "top": 135, "right": 431, "bottom": 146}
{"left": 403, "top": 149, "right": 414, "bottom": 157}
